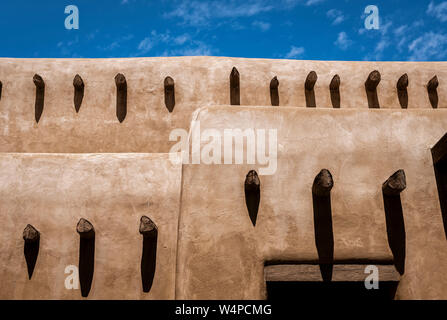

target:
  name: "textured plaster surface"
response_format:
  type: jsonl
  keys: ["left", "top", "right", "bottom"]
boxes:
{"left": 0, "top": 57, "right": 447, "bottom": 300}
{"left": 0, "top": 153, "right": 182, "bottom": 299}
{"left": 0, "top": 57, "right": 445, "bottom": 153}
{"left": 176, "top": 106, "right": 447, "bottom": 300}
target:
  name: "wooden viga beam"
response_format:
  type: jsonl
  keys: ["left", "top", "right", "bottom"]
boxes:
{"left": 329, "top": 74, "right": 341, "bottom": 108}
{"left": 230, "top": 67, "right": 240, "bottom": 105}
{"left": 427, "top": 75, "right": 439, "bottom": 109}
{"left": 164, "top": 76, "right": 175, "bottom": 113}
{"left": 270, "top": 76, "right": 279, "bottom": 106}
{"left": 365, "top": 70, "right": 381, "bottom": 109}
{"left": 115, "top": 73, "right": 127, "bottom": 123}
{"left": 305, "top": 71, "right": 318, "bottom": 108}
{"left": 76, "top": 218, "right": 95, "bottom": 298}
{"left": 0, "top": 68, "right": 441, "bottom": 119}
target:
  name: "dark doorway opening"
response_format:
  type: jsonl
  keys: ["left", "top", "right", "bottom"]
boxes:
{"left": 264, "top": 264, "right": 400, "bottom": 301}
{"left": 266, "top": 281, "right": 398, "bottom": 301}
{"left": 434, "top": 159, "right": 447, "bottom": 239}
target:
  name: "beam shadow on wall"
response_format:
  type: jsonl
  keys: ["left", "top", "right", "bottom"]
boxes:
{"left": 427, "top": 76, "right": 439, "bottom": 109}
{"left": 329, "top": 75, "right": 340, "bottom": 108}
{"left": 397, "top": 74, "right": 409, "bottom": 109}
{"left": 115, "top": 73, "right": 127, "bottom": 123}
{"left": 23, "top": 224, "right": 40, "bottom": 280}
{"left": 164, "top": 76, "right": 175, "bottom": 112}
{"left": 432, "top": 133, "right": 447, "bottom": 240}
{"left": 312, "top": 169, "right": 334, "bottom": 282}
{"left": 139, "top": 215, "right": 158, "bottom": 293}
{"left": 230, "top": 67, "right": 240, "bottom": 105}
{"left": 270, "top": 76, "right": 279, "bottom": 106}
{"left": 305, "top": 71, "right": 317, "bottom": 108}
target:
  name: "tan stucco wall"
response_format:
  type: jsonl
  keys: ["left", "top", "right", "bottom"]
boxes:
{"left": 176, "top": 106, "right": 447, "bottom": 300}
{"left": 0, "top": 57, "right": 446, "bottom": 300}
{"left": 0, "top": 153, "right": 182, "bottom": 299}
{"left": 0, "top": 57, "right": 445, "bottom": 153}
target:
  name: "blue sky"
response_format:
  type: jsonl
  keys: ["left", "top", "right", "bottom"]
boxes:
{"left": 0, "top": 0, "right": 446, "bottom": 61}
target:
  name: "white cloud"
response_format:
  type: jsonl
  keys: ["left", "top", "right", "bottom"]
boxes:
{"left": 136, "top": 30, "right": 214, "bottom": 56}
{"left": 98, "top": 34, "right": 134, "bottom": 52}
{"left": 393, "top": 25, "right": 409, "bottom": 52}
{"left": 357, "top": 9, "right": 446, "bottom": 61}
{"left": 412, "top": 19, "right": 425, "bottom": 28}
{"left": 164, "top": 1, "right": 274, "bottom": 26}
{"left": 137, "top": 31, "right": 172, "bottom": 54}
{"left": 427, "top": 1, "right": 447, "bottom": 22}
{"left": 173, "top": 34, "right": 191, "bottom": 45}
{"left": 252, "top": 20, "right": 271, "bottom": 31}
{"left": 103, "top": 41, "right": 120, "bottom": 51}
{"left": 393, "top": 25, "right": 408, "bottom": 37}
{"left": 382, "top": 22, "right": 392, "bottom": 35}
{"left": 334, "top": 32, "right": 352, "bottom": 50}
{"left": 56, "top": 37, "right": 80, "bottom": 56}
{"left": 375, "top": 39, "right": 389, "bottom": 54}
{"left": 137, "top": 38, "right": 154, "bottom": 54}
{"left": 161, "top": 42, "right": 214, "bottom": 56}
{"left": 363, "top": 37, "right": 390, "bottom": 61}
{"left": 87, "top": 29, "right": 99, "bottom": 40}
{"left": 391, "top": 19, "right": 427, "bottom": 54}
{"left": 284, "top": 46, "right": 305, "bottom": 59}
{"left": 326, "top": 9, "right": 345, "bottom": 25}
{"left": 408, "top": 32, "right": 447, "bottom": 60}
{"left": 164, "top": 0, "right": 327, "bottom": 26}
{"left": 306, "top": 0, "right": 325, "bottom": 6}
{"left": 358, "top": 19, "right": 392, "bottom": 36}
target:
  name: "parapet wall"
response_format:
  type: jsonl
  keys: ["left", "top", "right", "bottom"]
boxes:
{"left": 0, "top": 57, "right": 445, "bottom": 153}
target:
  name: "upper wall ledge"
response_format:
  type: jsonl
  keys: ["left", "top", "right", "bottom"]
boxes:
{"left": 0, "top": 57, "right": 445, "bottom": 122}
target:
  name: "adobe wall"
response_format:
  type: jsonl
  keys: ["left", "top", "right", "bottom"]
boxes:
{"left": 0, "top": 57, "right": 445, "bottom": 153}
{"left": 0, "top": 153, "right": 182, "bottom": 299}
{"left": 0, "top": 57, "right": 446, "bottom": 300}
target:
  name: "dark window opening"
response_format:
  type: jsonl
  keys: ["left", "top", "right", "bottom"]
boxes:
{"left": 266, "top": 281, "right": 398, "bottom": 301}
